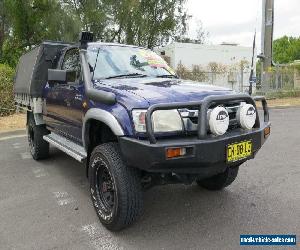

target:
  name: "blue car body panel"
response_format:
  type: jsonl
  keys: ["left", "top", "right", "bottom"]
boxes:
{"left": 42, "top": 43, "right": 234, "bottom": 144}
{"left": 94, "top": 78, "right": 233, "bottom": 108}
{"left": 43, "top": 76, "right": 234, "bottom": 142}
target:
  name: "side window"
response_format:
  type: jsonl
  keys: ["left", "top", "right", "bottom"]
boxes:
{"left": 62, "top": 49, "right": 80, "bottom": 83}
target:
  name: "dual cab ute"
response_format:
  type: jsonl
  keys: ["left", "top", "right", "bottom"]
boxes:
{"left": 14, "top": 32, "right": 270, "bottom": 231}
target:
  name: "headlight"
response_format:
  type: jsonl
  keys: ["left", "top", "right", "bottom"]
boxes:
{"left": 237, "top": 103, "right": 256, "bottom": 129}
{"left": 207, "top": 106, "right": 229, "bottom": 136}
{"left": 152, "top": 110, "right": 183, "bottom": 132}
{"left": 132, "top": 109, "right": 183, "bottom": 133}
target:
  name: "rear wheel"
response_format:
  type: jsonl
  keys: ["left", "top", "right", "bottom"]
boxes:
{"left": 27, "top": 113, "right": 49, "bottom": 160}
{"left": 196, "top": 166, "right": 239, "bottom": 190}
{"left": 89, "top": 143, "right": 143, "bottom": 231}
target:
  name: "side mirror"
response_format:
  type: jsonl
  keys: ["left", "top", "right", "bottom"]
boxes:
{"left": 48, "top": 69, "right": 77, "bottom": 85}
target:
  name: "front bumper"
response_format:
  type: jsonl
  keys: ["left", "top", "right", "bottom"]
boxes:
{"left": 120, "top": 94, "right": 270, "bottom": 177}
{"left": 119, "top": 122, "right": 270, "bottom": 175}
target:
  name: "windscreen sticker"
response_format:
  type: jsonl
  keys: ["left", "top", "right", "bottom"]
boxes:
{"left": 139, "top": 50, "right": 175, "bottom": 74}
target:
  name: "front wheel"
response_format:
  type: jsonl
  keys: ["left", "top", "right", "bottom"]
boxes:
{"left": 89, "top": 143, "right": 143, "bottom": 231}
{"left": 196, "top": 166, "right": 239, "bottom": 190}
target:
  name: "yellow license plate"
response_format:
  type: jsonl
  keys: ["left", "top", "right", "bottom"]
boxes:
{"left": 227, "top": 140, "right": 252, "bottom": 163}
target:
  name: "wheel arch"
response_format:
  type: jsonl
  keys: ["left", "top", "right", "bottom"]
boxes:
{"left": 82, "top": 108, "right": 124, "bottom": 151}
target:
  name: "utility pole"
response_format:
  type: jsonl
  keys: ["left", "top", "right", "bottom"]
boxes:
{"left": 259, "top": 0, "right": 274, "bottom": 92}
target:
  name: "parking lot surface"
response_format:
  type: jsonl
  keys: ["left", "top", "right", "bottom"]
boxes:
{"left": 0, "top": 108, "right": 299, "bottom": 250}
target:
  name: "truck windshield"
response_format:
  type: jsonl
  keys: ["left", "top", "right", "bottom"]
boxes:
{"left": 87, "top": 45, "right": 176, "bottom": 79}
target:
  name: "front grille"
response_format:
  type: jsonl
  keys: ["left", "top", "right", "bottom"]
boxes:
{"left": 189, "top": 117, "right": 198, "bottom": 124}
{"left": 178, "top": 103, "right": 241, "bottom": 133}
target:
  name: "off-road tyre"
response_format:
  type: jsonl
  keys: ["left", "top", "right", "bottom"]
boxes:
{"left": 197, "top": 166, "right": 239, "bottom": 190}
{"left": 89, "top": 142, "right": 143, "bottom": 231}
{"left": 27, "top": 113, "right": 49, "bottom": 160}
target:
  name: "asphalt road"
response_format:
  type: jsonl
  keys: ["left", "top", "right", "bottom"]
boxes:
{"left": 0, "top": 108, "right": 299, "bottom": 250}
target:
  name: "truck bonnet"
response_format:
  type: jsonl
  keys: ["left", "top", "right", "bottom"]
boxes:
{"left": 93, "top": 77, "right": 234, "bottom": 109}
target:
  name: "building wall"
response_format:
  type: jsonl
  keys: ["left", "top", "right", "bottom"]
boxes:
{"left": 159, "top": 43, "right": 175, "bottom": 68}
{"left": 156, "top": 42, "right": 255, "bottom": 69}
{"left": 155, "top": 42, "right": 256, "bottom": 92}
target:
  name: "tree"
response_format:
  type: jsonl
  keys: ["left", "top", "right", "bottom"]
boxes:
{"left": 61, "top": 0, "right": 107, "bottom": 40}
{"left": 138, "top": 0, "right": 185, "bottom": 48}
{"left": 104, "top": 0, "right": 141, "bottom": 44}
{"left": 1, "top": 0, "right": 191, "bottom": 66}
{"left": 0, "top": 0, "right": 10, "bottom": 61}
{"left": 173, "top": 2, "right": 191, "bottom": 43}
{"left": 195, "top": 19, "right": 209, "bottom": 44}
{"left": 6, "top": 0, "right": 80, "bottom": 47}
{"left": 1, "top": 0, "right": 80, "bottom": 67}
{"left": 104, "top": 0, "right": 188, "bottom": 48}
{"left": 273, "top": 36, "right": 300, "bottom": 64}
{"left": 173, "top": 17, "right": 209, "bottom": 44}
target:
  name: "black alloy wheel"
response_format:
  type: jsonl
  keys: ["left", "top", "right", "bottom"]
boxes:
{"left": 89, "top": 143, "right": 143, "bottom": 231}
{"left": 94, "top": 157, "right": 116, "bottom": 216}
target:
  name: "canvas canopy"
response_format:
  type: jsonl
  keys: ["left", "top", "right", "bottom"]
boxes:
{"left": 14, "top": 41, "right": 72, "bottom": 97}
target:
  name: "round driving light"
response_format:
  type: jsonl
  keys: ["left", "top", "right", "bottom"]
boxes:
{"left": 208, "top": 107, "right": 229, "bottom": 136}
{"left": 237, "top": 104, "right": 256, "bottom": 130}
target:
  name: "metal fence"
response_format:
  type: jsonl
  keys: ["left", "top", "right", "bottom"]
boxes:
{"left": 178, "top": 70, "right": 253, "bottom": 93}
{"left": 202, "top": 71, "right": 252, "bottom": 93}
{"left": 256, "top": 65, "right": 299, "bottom": 93}
{"left": 179, "top": 66, "right": 299, "bottom": 95}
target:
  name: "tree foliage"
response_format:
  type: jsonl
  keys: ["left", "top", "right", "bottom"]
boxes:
{"left": 273, "top": 36, "right": 300, "bottom": 64}
{"left": 0, "top": 63, "right": 15, "bottom": 116}
{"left": 195, "top": 20, "right": 209, "bottom": 44}
{"left": 0, "top": 0, "right": 191, "bottom": 68}
{"left": 1, "top": 0, "right": 81, "bottom": 66}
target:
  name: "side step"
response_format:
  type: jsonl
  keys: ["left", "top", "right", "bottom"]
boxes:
{"left": 43, "top": 133, "right": 87, "bottom": 162}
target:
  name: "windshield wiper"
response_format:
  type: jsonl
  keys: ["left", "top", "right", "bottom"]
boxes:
{"left": 105, "top": 73, "right": 148, "bottom": 79}
{"left": 156, "top": 74, "right": 178, "bottom": 79}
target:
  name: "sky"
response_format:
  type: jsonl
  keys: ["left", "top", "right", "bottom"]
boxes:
{"left": 186, "top": 0, "right": 300, "bottom": 51}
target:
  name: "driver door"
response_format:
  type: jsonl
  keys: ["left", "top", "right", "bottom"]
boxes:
{"left": 44, "top": 48, "right": 84, "bottom": 143}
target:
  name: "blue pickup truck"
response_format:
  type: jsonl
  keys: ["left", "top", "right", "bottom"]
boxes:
{"left": 14, "top": 32, "right": 270, "bottom": 231}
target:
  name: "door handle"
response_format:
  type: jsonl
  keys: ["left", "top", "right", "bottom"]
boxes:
{"left": 75, "top": 94, "right": 83, "bottom": 100}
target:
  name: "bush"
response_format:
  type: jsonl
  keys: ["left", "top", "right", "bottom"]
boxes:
{"left": 176, "top": 62, "right": 208, "bottom": 82}
{"left": 0, "top": 64, "right": 15, "bottom": 116}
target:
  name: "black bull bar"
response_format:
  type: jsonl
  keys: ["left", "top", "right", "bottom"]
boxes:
{"left": 145, "top": 94, "right": 269, "bottom": 144}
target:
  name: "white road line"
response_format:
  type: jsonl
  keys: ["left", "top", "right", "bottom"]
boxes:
{"left": 20, "top": 152, "right": 32, "bottom": 159}
{"left": 31, "top": 166, "right": 48, "bottom": 178}
{"left": 81, "top": 223, "right": 122, "bottom": 250}
{"left": 53, "top": 191, "right": 75, "bottom": 206}
{"left": 0, "top": 134, "right": 26, "bottom": 141}
{"left": 57, "top": 198, "right": 75, "bottom": 206}
{"left": 53, "top": 191, "right": 69, "bottom": 199}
